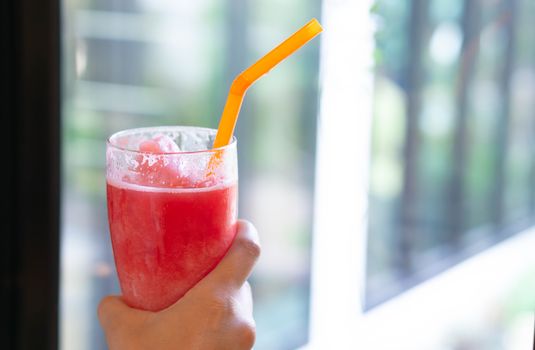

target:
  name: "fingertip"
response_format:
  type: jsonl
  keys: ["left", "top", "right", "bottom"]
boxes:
{"left": 237, "top": 219, "right": 260, "bottom": 247}
{"left": 235, "top": 221, "right": 261, "bottom": 262}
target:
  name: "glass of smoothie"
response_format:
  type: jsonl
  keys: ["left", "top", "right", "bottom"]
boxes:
{"left": 106, "top": 126, "right": 238, "bottom": 311}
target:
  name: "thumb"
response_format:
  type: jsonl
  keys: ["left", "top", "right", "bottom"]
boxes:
{"left": 98, "top": 295, "right": 147, "bottom": 332}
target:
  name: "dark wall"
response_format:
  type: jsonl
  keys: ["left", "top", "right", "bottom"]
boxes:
{"left": 2, "top": 0, "right": 60, "bottom": 349}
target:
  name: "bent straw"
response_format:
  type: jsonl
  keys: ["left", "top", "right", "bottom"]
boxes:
{"left": 213, "top": 18, "right": 323, "bottom": 149}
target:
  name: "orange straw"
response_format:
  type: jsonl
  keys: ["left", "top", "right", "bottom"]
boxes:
{"left": 212, "top": 18, "right": 323, "bottom": 149}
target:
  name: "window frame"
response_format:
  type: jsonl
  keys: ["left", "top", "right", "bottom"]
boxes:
{"left": 3, "top": 0, "right": 61, "bottom": 348}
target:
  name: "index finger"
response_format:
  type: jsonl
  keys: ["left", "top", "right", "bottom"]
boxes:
{"left": 201, "top": 220, "right": 261, "bottom": 289}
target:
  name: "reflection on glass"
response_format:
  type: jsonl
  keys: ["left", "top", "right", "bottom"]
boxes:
{"left": 60, "top": 0, "right": 320, "bottom": 349}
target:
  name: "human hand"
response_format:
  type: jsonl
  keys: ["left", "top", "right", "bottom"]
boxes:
{"left": 98, "top": 220, "right": 260, "bottom": 350}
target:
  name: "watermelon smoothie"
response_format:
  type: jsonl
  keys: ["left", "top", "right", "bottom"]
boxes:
{"left": 106, "top": 127, "right": 238, "bottom": 311}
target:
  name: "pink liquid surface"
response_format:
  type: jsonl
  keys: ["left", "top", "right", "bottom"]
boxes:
{"left": 107, "top": 135, "right": 237, "bottom": 311}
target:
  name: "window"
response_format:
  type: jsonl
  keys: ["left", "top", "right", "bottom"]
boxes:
{"left": 58, "top": 0, "right": 535, "bottom": 349}
{"left": 309, "top": 0, "right": 535, "bottom": 348}
{"left": 60, "top": 1, "right": 320, "bottom": 349}
{"left": 367, "top": 0, "right": 535, "bottom": 307}
{"left": 6, "top": 0, "right": 535, "bottom": 348}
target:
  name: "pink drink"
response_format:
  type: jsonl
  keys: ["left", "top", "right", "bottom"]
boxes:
{"left": 106, "top": 127, "right": 237, "bottom": 311}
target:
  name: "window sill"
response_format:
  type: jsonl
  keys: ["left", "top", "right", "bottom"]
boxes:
{"left": 302, "top": 225, "right": 535, "bottom": 349}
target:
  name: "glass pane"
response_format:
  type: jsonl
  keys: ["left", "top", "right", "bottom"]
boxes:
{"left": 464, "top": 0, "right": 508, "bottom": 233}
{"left": 416, "top": 0, "right": 463, "bottom": 254}
{"left": 60, "top": 1, "right": 320, "bottom": 349}
{"left": 367, "top": 0, "right": 535, "bottom": 308}
{"left": 504, "top": 0, "right": 535, "bottom": 224}
{"left": 367, "top": 0, "right": 410, "bottom": 301}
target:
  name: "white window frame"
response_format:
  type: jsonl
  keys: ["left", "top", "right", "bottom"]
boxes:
{"left": 301, "top": 0, "right": 535, "bottom": 348}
